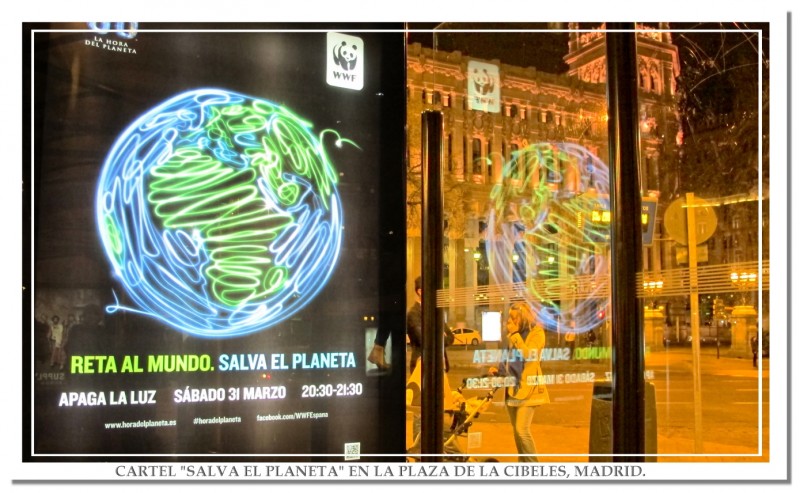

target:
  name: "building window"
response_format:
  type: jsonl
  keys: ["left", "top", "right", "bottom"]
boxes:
{"left": 472, "top": 138, "right": 483, "bottom": 175}
{"left": 646, "top": 155, "right": 658, "bottom": 191}
{"left": 487, "top": 140, "right": 494, "bottom": 180}
{"left": 649, "top": 66, "right": 661, "bottom": 94}
{"left": 510, "top": 143, "right": 520, "bottom": 180}
{"left": 447, "top": 133, "right": 453, "bottom": 172}
{"left": 547, "top": 155, "right": 560, "bottom": 184}
{"left": 512, "top": 238, "right": 526, "bottom": 283}
{"left": 432, "top": 91, "right": 442, "bottom": 105}
{"left": 477, "top": 237, "right": 489, "bottom": 286}
{"left": 455, "top": 136, "right": 465, "bottom": 180}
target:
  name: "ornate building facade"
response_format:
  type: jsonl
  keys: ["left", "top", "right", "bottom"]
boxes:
{"left": 405, "top": 26, "right": 682, "bottom": 331}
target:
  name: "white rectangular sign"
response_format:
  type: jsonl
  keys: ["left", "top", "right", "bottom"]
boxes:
{"left": 467, "top": 60, "right": 500, "bottom": 113}
{"left": 481, "top": 311, "right": 502, "bottom": 342}
{"left": 327, "top": 32, "right": 364, "bottom": 90}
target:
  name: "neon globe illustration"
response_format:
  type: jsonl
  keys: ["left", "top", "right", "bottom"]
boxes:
{"left": 486, "top": 142, "right": 610, "bottom": 334}
{"left": 96, "top": 89, "right": 348, "bottom": 338}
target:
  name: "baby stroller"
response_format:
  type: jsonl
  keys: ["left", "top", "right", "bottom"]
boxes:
{"left": 406, "top": 367, "right": 500, "bottom": 462}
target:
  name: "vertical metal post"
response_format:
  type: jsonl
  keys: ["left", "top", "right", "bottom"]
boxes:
{"left": 420, "top": 110, "right": 444, "bottom": 460}
{"left": 605, "top": 22, "right": 646, "bottom": 460}
{"left": 686, "top": 192, "right": 704, "bottom": 452}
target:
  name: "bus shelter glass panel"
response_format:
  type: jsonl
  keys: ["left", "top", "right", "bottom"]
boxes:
{"left": 409, "top": 22, "right": 769, "bottom": 463}
{"left": 407, "top": 24, "right": 613, "bottom": 461}
{"left": 640, "top": 24, "right": 769, "bottom": 461}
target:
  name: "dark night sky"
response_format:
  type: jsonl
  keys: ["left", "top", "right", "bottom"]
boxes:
{"left": 406, "top": 22, "right": 768, "bottom": 78}
{"left": 406, "top": 22, "right": 571, "bottom": 73}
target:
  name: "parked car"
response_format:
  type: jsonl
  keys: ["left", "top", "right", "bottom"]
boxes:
{"left": 451, "top": 327, "right": 482, "bottom": 346}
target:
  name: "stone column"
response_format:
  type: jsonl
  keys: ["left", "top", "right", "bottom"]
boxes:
{"left": 728, "top": 305, "right": 758, "bottom": 358}
{"left": 644, "top": 306, "right": 666, "bottom": 352}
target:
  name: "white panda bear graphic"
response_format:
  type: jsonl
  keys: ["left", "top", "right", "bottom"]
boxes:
{"left": 333, "top": 41, "right": 358, "bottom": 71}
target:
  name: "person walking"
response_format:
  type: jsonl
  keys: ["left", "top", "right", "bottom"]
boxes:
{"left": 750, "top": 334, "right": 759, "bottom": 368}
{"left": 367, "top": 276, "right": 423, "bottom": 371}
{"left": 367, "top": 316, "right": 392, "bottom": 370}
{"left": 586, "top": 328, "right": 598, "bottom": 363}
{"left": 405, "top": 276, "right": 423, "bottom": 374}
{"left": 369, "top": 275, "right": 452, "bottom": 375}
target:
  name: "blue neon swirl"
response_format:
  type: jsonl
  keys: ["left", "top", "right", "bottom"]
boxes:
{"left": 96, "top": 89, "right": 346, "bottom": 338}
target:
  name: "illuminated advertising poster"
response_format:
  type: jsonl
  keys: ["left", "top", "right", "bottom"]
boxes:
{"left": 26, "top": 24, "right": 407, "bottom": 460}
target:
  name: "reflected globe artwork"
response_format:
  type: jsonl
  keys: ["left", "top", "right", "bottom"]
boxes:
{"left": 486, "top": 142, "right": 611, "bottom": 335}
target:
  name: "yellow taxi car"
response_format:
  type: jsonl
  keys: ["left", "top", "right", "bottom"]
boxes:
{"left": 451, "top": 327, "right": 482, "bottom": 346}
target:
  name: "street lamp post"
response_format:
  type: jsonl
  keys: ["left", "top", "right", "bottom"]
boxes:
{"left": 643, "top": 279, "right": 663, "bottom": 309}
{"left": 730, "top": 271, "right": 757, "bottom": 306}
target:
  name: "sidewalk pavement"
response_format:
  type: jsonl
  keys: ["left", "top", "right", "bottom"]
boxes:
{"left": 407, "top": 346, "right": 770, "bottom": 462}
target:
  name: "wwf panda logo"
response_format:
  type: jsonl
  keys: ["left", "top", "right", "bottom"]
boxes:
{"left": 472, "top": 68, "right": 495, "bottom": 96}
{"left": 333, "top": 41, "right": 358, "bottom": 71}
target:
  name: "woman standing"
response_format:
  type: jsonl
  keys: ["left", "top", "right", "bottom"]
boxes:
{"left": 491, "top": 302, "right": 550, "bottom": 461}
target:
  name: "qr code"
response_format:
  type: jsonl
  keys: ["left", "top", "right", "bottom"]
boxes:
{"left": 344, "top": 442, "right": 360, "bottom": 461}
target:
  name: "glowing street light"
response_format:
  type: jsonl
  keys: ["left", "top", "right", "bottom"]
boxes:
{"left": 730, "top": 271, "right": 757, "bottom": 305}
{"left": 643, "top": 279, "right": 663, "bottom": 308}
